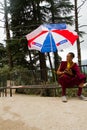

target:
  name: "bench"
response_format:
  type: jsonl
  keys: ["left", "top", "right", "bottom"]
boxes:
{"left": 1, "top": 84, "right": 87, "bottom": 97}
{"left": 0, "top": 87, "right": 7, "bottom": 97}
{"left": 6, "top": 84, "right": 59, "bottom": 97}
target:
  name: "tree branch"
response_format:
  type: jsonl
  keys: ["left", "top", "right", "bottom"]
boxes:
{"left": 0, "top": 26, "right": 5, "bottom": 28}
{"left": 0, "top": 19, "right": 5, "bottom": 22}
{"left": 78, "top": 0, "right": 87, "bottom": 10}
{"left": 0, "top": 7, "right": 4, "bottom": 10}
{"left": 80, "top": 40, "right": 84, "bottom": 43}
{"left": 0, "top": 11, "right": 4, "bottom": 14}
{"left": 79, "top": 25, "right": 87, "bottom": 28}
{"left": 0, "top": 2, "right": 4, "bottom": 8}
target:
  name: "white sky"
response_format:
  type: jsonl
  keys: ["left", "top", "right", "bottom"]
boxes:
{"left": 0, "top": 0, "right": 5, "bottom": 46}
{"left": 58, "top": 0, "right": 87, "bottom": 62}
{"left": 0, "top": 0, "right": 87, "bottom": 63}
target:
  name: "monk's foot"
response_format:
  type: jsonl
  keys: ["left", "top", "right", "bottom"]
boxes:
{"left": 62, "top": 96, "right": 67, "bottom": 102}
{"left": 78, "top": 95, "right": 87, "bottom": 101}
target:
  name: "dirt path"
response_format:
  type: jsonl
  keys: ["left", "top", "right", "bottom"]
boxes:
{"left": 0, "top": 94, "right": 87, "bottom": 130}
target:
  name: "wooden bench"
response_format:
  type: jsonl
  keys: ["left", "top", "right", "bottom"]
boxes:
{"left": 6, "top": 84, "right": 59, "bottom": 97}
{"left": 0, "top": 87, "right": 7, "bottom": 97}
{"left": 2, "top": 84, "right": 87, "bottom": 97}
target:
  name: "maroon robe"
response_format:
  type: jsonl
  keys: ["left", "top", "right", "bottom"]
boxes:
{"left": 58, "top": 61, "right": 86, "bottom": 88}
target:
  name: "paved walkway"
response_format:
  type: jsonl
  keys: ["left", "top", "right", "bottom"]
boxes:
{"left": 0, "top": 94, "right": 87, "bottom": 130}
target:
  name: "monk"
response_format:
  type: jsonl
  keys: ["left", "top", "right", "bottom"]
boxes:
{"left": 57, "top": 52, "right": 87, "bottom": 102}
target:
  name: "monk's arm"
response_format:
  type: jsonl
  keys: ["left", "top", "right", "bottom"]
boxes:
{"left": 56, "top": 65, "right": 64, "bottom": 75}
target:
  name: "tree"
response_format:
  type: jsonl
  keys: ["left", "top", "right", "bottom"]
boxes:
{"left": 47, "top": 0, "right": 73, "bottom": 24}
{"left": 4, "top": 0, "right": 13, "bottom": 69}
{"left": 47, "top": 0, "right": 74, "bottom": 73}
{"left": 0, "top": 43, "right": 7, "bottom": 67}
{"left": 0, "top": 0, "right": 13, "bottom": 69}
{"left": 74, "top": 0, "right": 87, "bottom": 66}
{"left": 9, "top": 0, "right": 74, "bottom": 82}
{"left": 9, "top": 0, "right": 48, "bottom": 81}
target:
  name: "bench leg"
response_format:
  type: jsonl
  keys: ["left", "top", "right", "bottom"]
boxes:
{"left": 10, "top": 88, "right": 12, "bottom": 97}
{"left": 5, "top": 88, "right": 7, "bottom": 97}
{"left": 2, "top": 89, "right": 4, "bottom": 97}
{"left": 54, "top": 88, "right": 56, "bottom": 97}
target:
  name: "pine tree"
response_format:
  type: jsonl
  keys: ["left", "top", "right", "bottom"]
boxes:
{"left": 9, "top": 0, "right": 74, "bottom": 81}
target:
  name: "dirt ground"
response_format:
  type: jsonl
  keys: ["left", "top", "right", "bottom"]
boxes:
{"left": 0, "top": 93, "right": 87, "bottom": 130}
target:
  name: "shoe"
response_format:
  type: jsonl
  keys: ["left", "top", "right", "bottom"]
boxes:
{"left": 78, "top": 95, "right": 87, "bottom": 101}
{"left": 62, "top": 96, "right": 67, "bottom": 102}
{"left": 83, "top": 82, "right": 87, "bottom": 87}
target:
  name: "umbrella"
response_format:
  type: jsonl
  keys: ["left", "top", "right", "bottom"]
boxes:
{"left": 26, "top": 23, "right": 78, "bottom": 53}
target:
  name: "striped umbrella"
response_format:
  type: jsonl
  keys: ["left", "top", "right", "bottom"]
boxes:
{"left": 26, "top": 23, "right": 78, "bottom": 53}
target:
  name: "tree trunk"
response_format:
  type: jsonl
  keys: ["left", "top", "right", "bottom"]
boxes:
{"left": 28, "top": 50, "right": 36, "bottom": 81}
{"left": 74, "top": 0, "right": 81, "bottom": 66}
{"left": 39, "top": 52, "right": 47, "bottom": 82}
{"left": 32, "top": 1, "right": 37, "bottom": 22}
{"left": 54, "top": 51, "right": 61, "bottom": 81}
{"left": 4, "top": 0, "right": 13, "bottom": 69}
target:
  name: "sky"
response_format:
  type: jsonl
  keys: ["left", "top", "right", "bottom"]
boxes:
{"left": 58, "top": 0, "right": 87, "bottom": 62}
{"left": 0, "top": 0, "right": 87, "bottom": 63}
{"left": 0, "top": 0, "right": 5, "bottom": 44}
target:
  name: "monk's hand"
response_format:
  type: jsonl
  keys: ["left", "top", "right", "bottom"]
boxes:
{"left": 64, "top": 69, "right": 68, "bottom": 73}
{"left": 64, "top": 69, "right": 73, "bottom": 75}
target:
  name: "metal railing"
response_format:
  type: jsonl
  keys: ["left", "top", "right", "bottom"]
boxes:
{"left": 80, "top": 65, "right": 87, "bottom": 74}
{"left": 0, "top": 65, "right": 87, "bottom": 87}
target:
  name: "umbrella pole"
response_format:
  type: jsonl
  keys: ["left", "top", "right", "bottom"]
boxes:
{"left": 47, "top": 53, "right": 56, "bottom": 82}
{"left": 28, "top": 50, "right": 36, "bottom": 81}
{"left": 39, "top": 52, "right": 47, "bottom": 82}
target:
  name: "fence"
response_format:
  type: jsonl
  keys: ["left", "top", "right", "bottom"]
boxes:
{"left": 0, "top": 65, "right": 87, "bottom": 87}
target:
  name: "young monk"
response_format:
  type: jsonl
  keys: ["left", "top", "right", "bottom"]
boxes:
{"left": 57, "top": 52, "right": 87, "bottom": 102}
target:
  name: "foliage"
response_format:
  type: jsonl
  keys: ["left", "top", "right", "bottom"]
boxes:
{"left": 8, "top": 39, "right": 29, "bottom": 68}
{"left": 8, "top": 0, "right": 74, "bottom": 68}
{"left": 0, "top": 43, "right": 7, "bottom": 67}
{"left": 0, "top": 65, "right": 10, "bottom": 74}
{"left": 0, "top": 0, "right": 74, "bottom": 85}
{"left": 46, "top": 0, "right": 74, "bottom": 24}
{"left": 0, "top": 65, "right": 10, "bottom": 87}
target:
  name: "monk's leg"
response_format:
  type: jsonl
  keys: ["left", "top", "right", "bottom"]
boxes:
{"left": 77, "top": 87, "right": 87, "bottom": 100}
{"left": 77, "top": 87, "right": 82, "bottom": 96}
{"left": 61, "top": 85, "right": 67, "bottom": 102}
{"left": 61, "top": 85, "right": 66, "bottom": 96}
